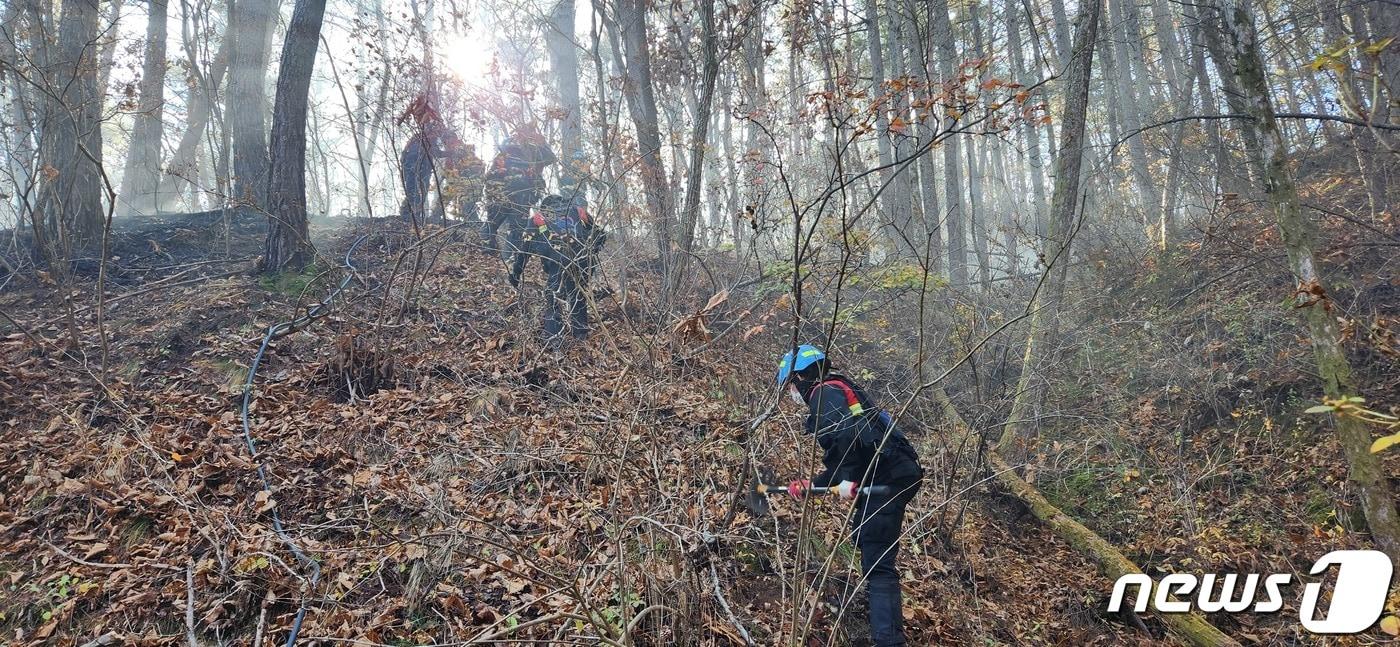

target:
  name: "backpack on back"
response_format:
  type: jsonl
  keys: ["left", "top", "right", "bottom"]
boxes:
{"left": 532, "top": 198, "right": 606, "bottom": 267}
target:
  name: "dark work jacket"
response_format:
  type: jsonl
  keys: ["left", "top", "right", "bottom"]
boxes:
{"left": 805, "top": 375, "right": 923, "bottom": 488}
{"left": 487, "top": 140, "right": 557, "bottom": 207}
{"left": 402, "top": 125, "right": 453, "bottom": 165}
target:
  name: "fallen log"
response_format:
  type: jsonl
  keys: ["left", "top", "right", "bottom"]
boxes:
{"left": 933, "top": 389, "right": 1241, "bottom": 647}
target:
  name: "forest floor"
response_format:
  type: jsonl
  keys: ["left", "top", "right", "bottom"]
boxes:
{"left": 1, "top": 160, "right": 1397, "bottom": 645}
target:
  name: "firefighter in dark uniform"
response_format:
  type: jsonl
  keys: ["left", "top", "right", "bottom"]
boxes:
{"left": 776, "top": 345, "right": 924, "bottom": 647}
{"left": 527, "top": 192, "right": 604, "bottom": 346}
{"left": 396, "top": 96, "right": 453, "bottom": 226}
{"left": 482, "top": 124, "right": 556, "bottom": 286}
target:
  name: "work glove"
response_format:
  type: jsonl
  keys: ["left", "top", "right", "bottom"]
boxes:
{"left": 787, "top": 479, "right": 811, "bottom": 500}
{"left": 835, "top": 480, "right": 860, "bottom": 501}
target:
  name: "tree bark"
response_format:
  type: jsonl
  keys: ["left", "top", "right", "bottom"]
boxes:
{"left": 1006, "top": 0, "right": 1047, "bottom": 239}
{"left": 616, "top": 0, "right": 676, "bottom": 291}
{"left": 929, "top": 0, "right": 967, "bottom": 283}
{"left": 36, "top": 0, "right": 106, "bottom": 258}
{"left": 1150, "top": 0, "right": 1187, "bottom": 247}
{"left": 989, "top": 139, "right": 1018, "bottom": 277}
{"left": 262, "top": 0, "right": 326, "bottom": 272}
{"left": 884, "top": 7, "right": 917, "bottom": 258}
{"left": 159, "top": 6, "right": 231, "bottom": 212}
{"left": 1320, "top": 1, "right": 1387, "bottom": 217}
{"left": 1045, "top": 0, "right": 1072, "bottom": 66}
{"left": 1107, "top": 0, "right": 1159, "bottom": 242}
{"left": 736, "top": 0, "right": 767, "bottom": 258}
{"left": 1367, "top": 0, "right": 1399, "bottom": 125}
{"left": 0, "top": 0, "right": 41, "bottom": 225}
{"left": 863, "top": 0, "right": 900, "bottom": 259}
{"left": 1205, "top": 0, "right": 1400, "bottom": 563}
{"left": 119, "top": 0, "right": 170, "bottom": 216}
{"left": 908, "top": 29, "right": 943, "bottom": 273}
{"left": 671, "top": 0, "right": 719, "bottom": 292}
{"left": 96, "top": 0, "right": 126, "bottom": 102}
{"left": 997, "top": 0, "right": 1099, "bottom": 457}
{"left": 547, "top": 0, "right": 583, "bottom": 191}
{"left": 720, "top": 71, "right": 743, "bottom": 249}
{"left": 1182, "top": 1, "right": 1231, "bottom": 195}
{"left": 227, "top": 0, "right": 277, "bottom": 208}
{"left": 1197, "top": 8, "right": 1262, "bottom": 188}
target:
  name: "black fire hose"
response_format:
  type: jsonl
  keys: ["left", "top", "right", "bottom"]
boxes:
{"left": 239, "top": 234, "right": 366, "bottom": 646}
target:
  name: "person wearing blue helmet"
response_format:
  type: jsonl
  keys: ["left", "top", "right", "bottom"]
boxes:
{"left": 776, "top": 345, "right": 923, "bottom": 647}
{"left": 530, "top": 193, "right": 604, "bottom": 347}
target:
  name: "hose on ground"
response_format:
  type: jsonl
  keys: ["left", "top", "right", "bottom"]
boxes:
{"left": 238, "top": 234, "right": 367, "bottom": 646}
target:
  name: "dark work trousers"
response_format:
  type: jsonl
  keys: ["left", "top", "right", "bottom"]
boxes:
{"left": 851, "top": 478, "right": 920, "bottom": 647}
{"left": 483, "top": 203, "right": 531, "bottom": 285}
{"left": 399, "top": 145, "right": 433, "bottom": 226}
{"left": 541, "top": 248, "right": 589, "bottom": 344}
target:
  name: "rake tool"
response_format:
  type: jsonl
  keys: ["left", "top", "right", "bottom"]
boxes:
{"left": 755, "top": 483, "right": 891, "bottom": 497}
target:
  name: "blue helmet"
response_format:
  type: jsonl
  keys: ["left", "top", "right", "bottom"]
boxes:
{"left": 776, "top": 345, "right": 826, "bottom": 386}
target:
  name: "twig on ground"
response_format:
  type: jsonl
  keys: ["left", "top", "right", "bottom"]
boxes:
{"left": 185, "top": 558, "right": 199, "bottom": 647}
{"left": 78, "top": 632, "right": 121, "bottom": 647}
{"left": 625, "top": 603, "right": 675, "bottom": 636}
{"left": 253, "top": 602, "right": 268, "bottom": 647}
{"left": 710, "top": 560, "right": 755, "bottom": 646}
{"left": 44, "top": 540, "right": 180, "bottom": 572}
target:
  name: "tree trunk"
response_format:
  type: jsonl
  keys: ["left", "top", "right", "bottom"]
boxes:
{"left": 1107, "top": 0, "right": 1159, "bottom": 242}
{"left": 863, "top": 0, "right": 900, "bottom": 259}
{"left": 119, "top": 0, "right": 169, "bottom": 216}
{"left": 884, "top": 8, "right": 918, "bottom": 258}
{"left": 967, "top": 0, "right": 992, "bottom": 288}
{"left": 353, "top": 0, "right": 389, "bottom": 217}
{"left": 1205, "top": 0, "right": 1400, "bottom": 563}
{"left": 933, "top": 390, "right": 1241, "bottom": 647}
{"left": 159, "top": 10, "right": 232, "bottom": 212}
{"left": 589, "top": 0, "right": 627, "bottom": 236}
{"left": 704, "top": 117, "right": 724, "bottom": 248}
{"left": 720, "top": 71, "right": 743, "bottom": 249}
{"left": 1150, "top": 0, "right": 1187, "bottom": 247}
{"left": 36, "top": 0, "right": 105, "bottom": 258}
{"left": 1045, "top": 0, "right": 1072, "bottom": 66}
{"left": 96, "top": 0, "right": 126, "bottom": 102}
{"left": 929, "top": 0, "right": 967, "bottom": 284}
{"left": 1006, "top": 0, "right": 1047, "bottom": 239}
{"left": 1197, "top": 9, "right": 1262, "bottom": 188}
{"left": 1368, "top": 0, "right": 1399, "bottom": 125}
{"left": 737, "top": 0, "right": 767, "bottom": 258}
{"left": 262, "top": 0, "right": 326, "bottom": 272}
{"left": 893, "top": 0, "right": 939, "bottom": 269}
{"left": 671, "top": 0, "right": 719, "bottom": 292}
{"left": 1183, "top": 1, "right": 1230, "bottom": 195}
{"left": 1, "top": 1, "right": 40, "bottom": 225}
{"left": 997, "top": 0, "right": 1100, "bottom": 457}
{"left": 991, "top": 141, "right": 1018, "bottom": 276}
{"left": 1320, "top": 2, "right": 1387, "bottom": 217}
{"left": 227, "top": 0, "right": 277, "bottom": 208}
{"left": 547, "top": 0, "right": 583, "bottom": 191}
{"left": 616, "top": 0, "right": 676, "bottom": 290}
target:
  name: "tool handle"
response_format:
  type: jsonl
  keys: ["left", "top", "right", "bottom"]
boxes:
{"left": 755, "top": 483, "right": 891, "bottom": 497}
